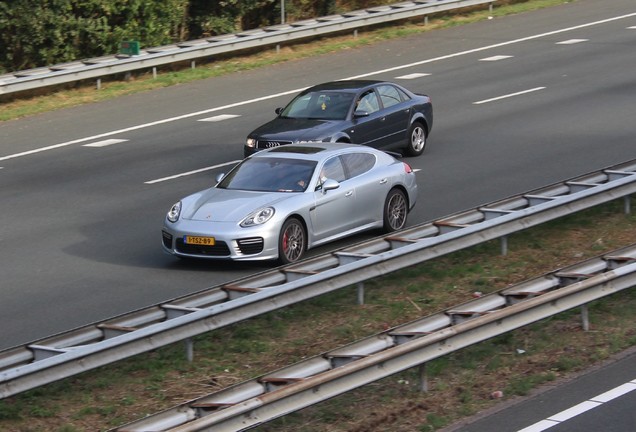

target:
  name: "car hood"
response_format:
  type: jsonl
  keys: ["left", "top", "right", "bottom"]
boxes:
{"left": 251, "top": 118, "right": 340, "bottom": 141}
{"left": 182, "top": 188, "right": 289, "bottom": 222}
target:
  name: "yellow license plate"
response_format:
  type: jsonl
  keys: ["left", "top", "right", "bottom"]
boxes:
{"left": 184, "top": 235, "right": 215, "bottom": 246}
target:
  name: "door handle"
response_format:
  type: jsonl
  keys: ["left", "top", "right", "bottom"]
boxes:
{"left": 380, "top": 178, "right": 388, "bottom": 184}
{"left": 345, "top": 191, "right": 354, "bottom": 197}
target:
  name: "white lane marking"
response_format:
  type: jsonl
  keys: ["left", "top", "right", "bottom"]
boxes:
{"left": 556, "top": 38, "right": 588, "bottom": 44}
{"left": 517, "top": 420, "right": 560, "bottom": 432}
{"left": 0, "top": 90, "right": 304, "bottom": 162}
{"left": 198, "top": 114, "right": 241, "bottom": 122}
{"left": 516, "top": 378, "right": 636, "bottom": 432}
{"left": 480, "top": 55, "right": 513, "bottom": 61}
{"left": 145, "top": 160, "right": 241, "bottom": 184}
{"left": 629, "top": 26, "right": 636, "bottom": 29}
{"left": 396, "top": 73, "right": 431, "bottom": 79}
{"left": 548, "top": 400, "right": 602, "bottom": 422}
{"left": 82, "top": 138, "right": 129, "bottom": 148}
{"left": 473, "top": 87, "right": 546, "bottom": 105}
{"left": 344, "top": 13, "right": 636, "bottom": 80}
{"left": 2, "top": 12, "right": 635, "bottom": 163}
{"left": 590, "top": 381, "right": 636, "bottom": 403}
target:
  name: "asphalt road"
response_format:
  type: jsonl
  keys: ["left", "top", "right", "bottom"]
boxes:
{"left": 0, "top": 0, "right": 635, "bottom": 354}
{"left": 444, "top": 347, "right": 636, "bottom": 432}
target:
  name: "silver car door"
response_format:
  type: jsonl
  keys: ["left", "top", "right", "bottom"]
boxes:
{"left": 341, "top": 152, "right": 389, "bottom": 225}
{"left": 309, "top": 156, "right": 357, "bottom": 240}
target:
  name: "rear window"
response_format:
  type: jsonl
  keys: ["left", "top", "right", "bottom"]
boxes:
{"left": 342, "top": 153, "right": 376, "bottom": 178}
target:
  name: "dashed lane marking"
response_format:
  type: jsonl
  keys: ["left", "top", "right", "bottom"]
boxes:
{"left": 82, "top": 139, "right": 129, "bottom": 147}
{"left": 473, "top": 87, "right": 546, "bottom": 105}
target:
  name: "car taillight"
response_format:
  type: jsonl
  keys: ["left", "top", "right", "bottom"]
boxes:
{"left": 403, "top": 162, "right": 413, "bottom": 174}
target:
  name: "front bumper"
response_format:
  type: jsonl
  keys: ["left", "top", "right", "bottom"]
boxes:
{"left": 162, "top": 219, "right": 280, "bottom": 261}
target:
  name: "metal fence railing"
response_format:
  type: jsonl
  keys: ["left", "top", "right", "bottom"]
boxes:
{"left": 0, "top": 0, "right": 494, "bottom": 96}
{"left": 112, "top": 244, "right": 636, "bottom": 431}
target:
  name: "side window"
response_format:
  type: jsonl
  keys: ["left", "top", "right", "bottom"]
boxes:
{"left": 395, "top": 86, "right": 411, "bottom": 102}
{"left": 377, "top": 85, "right": 403, "bottom": 109}
{"left": 355, "top": 90, "right": 380, "bottom": 114}
{"left": 342, "top": 153, "right": 376, "bottom": 179}
{"left": 318, "top": 156, "right": 346, "bottom": 186}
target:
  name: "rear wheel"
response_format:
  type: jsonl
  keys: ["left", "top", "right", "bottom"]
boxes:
{"left": 383, "top": 189, "right": 408, "bottom": 232}
{"left": 405, "top": 121, "right": 427, "bottom": 156}
{"left": 279, "top": 218, "right": 306, "bottom": 264}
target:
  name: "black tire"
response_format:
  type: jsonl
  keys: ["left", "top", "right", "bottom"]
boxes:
{"left": 278, "top": 218, "right": 306, "bottom": 264}
{"left": 383, "top": 189, "right": 408, "bottom": 232}
{"left": 405, "top": 121, "right": 427, "bottom": 157}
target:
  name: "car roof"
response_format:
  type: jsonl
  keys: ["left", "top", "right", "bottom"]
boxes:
{"left": 304, "top": 80, "right": 386, "bottom": 93}
{"left": 251, "top": 142, "right": 379, "bottom": 162}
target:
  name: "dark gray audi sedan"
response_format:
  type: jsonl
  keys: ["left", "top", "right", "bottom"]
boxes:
{"left": 245, "top": 80, "right": 433, "bottom": 158}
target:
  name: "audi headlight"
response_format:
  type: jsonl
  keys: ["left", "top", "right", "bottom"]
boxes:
{"left": 246, "top": 138, "right": 256, "bottom": 148}
{"left": 167, "top": 201, "right": 182, "bottom": 223}
{"left": 240, "top": 207, "right": 275, "bottom": 227}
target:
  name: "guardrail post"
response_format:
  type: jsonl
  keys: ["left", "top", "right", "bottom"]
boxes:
{"left": 581, "top": 305, "right": 589, "bottom": 331}
{"left": 185, "top": 338, "right": 194, "bottom": 362}
{"left": 96, "top": 78, "right": 101, "bottom": 90}
{"left": 500, "top": 236, "right": 508, "bottom": 256}
{"left": 357, "top": 282, "right": 365, "bottom": 305}
{"left": 624, "top": 196, "right": 631, "bottom": 215}
{"left": 418, "top": 363, "right": 428, "bottom": 392}
{"left": 281, "top": 0, "right": 286, "bottom": 24}
{"left": 152, "top": 67, "right": 157, "bottom": 79}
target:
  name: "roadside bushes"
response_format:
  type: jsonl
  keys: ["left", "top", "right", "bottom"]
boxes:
{"left": 0, "top": 0, "right": 405, "bottom": 73}
{"left": 0, "top": 0, "right": 188, "bottom": 72}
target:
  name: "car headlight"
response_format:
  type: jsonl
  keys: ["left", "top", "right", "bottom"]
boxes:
{"left": 167, "top": 201, "right": 181, "bottom": 223}
{"left": 246, "top": 138, "right": 256, "bottom": 148}
{"left": 240, "top": 207, "right": 275, "bottom": 227}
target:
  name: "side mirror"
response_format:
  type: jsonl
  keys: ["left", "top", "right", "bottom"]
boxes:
{"left": 215, "top": 173, "right": 225, "bottom": 184}
{"left": 353, "top": 110, "right": 370, "bottom": 118}
{"left": 275, "top": 107, "right": 284, "bottom": 115}
{"left": 321, "top": 178, "right": 340, "bottom": 193}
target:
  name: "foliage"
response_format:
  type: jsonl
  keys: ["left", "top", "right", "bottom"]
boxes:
{"left": 0, "top": 0, "right": 188, "bottom": 72}
{"left": 0, "top": 0, "right": 412, "bottom": 73}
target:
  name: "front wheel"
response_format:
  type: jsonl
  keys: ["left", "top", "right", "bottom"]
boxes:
{"left": 383, "top": 189, "right": 408, "bottom": 232}
{"left": 405, "top": 122, "right": 427, "bottom": 157}
{"left": 278, "top": 218, "right": 306, "bottom": 264}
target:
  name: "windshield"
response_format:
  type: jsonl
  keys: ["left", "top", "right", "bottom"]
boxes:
{"left": 280, "top": 91, "right": 355, "bottom": 120}
{"left": 218, "top": 157, "right": 318, "bottom": 192}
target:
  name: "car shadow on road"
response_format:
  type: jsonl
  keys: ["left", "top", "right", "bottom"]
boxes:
{"left": 63, "top": 219, "right": 278, "bottom": 275}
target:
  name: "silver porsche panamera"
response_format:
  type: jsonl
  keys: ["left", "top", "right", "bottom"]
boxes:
{"left": 162, "top": 143, "right": 417, "bottom": 264}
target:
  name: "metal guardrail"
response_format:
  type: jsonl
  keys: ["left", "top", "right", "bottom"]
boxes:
{"left": 1, "top": 158, "right": 634, "bottom": 400}
{"left": 112, "top": 244, "right": 636, "bottom": 431}
{"left": 0, "top": 0, "right": 494, "bottom": 96}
